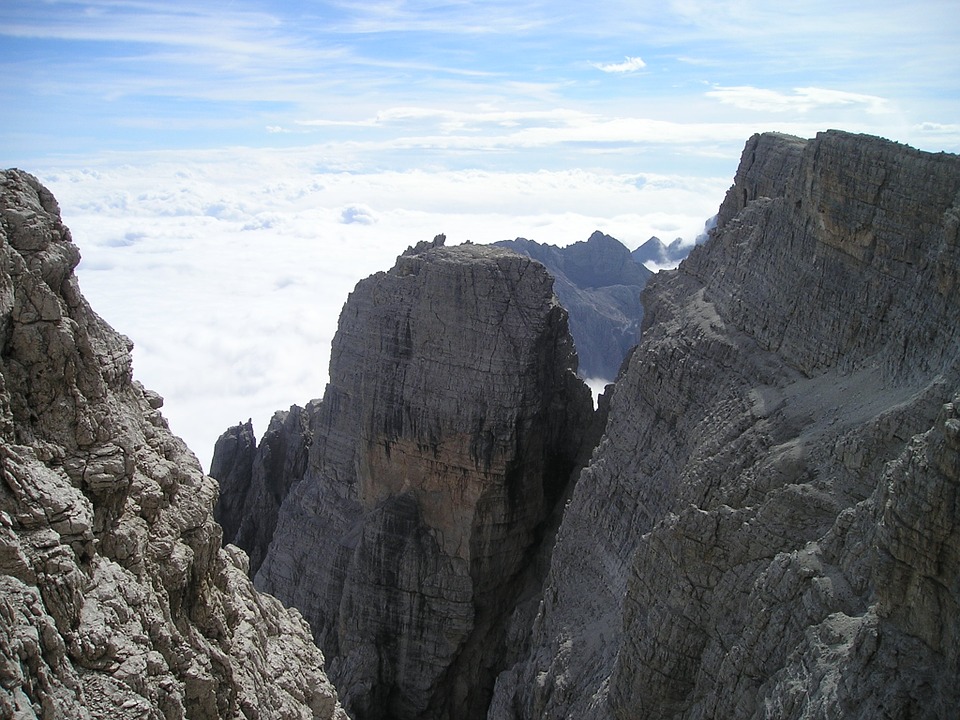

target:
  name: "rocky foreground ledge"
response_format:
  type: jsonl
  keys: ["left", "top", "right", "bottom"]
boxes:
{"left": 0, "top": 170, "right": 347, "bottom": 719}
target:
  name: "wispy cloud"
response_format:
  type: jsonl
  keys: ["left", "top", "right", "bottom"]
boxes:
{"left": 593, "top": 56, "right": 647, "bottom": 73}
{"left": 320, "top": 0, "right": 555, "bottom": 34}
{"left": 705, "top": 86, "right": 891, "bottom": 114}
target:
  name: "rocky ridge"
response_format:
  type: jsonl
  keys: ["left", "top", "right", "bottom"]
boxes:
{"left": 488, "top": 130, "right": 960, "bottom": 718}
{"left": 495, "top": 232, "right": 651, "bottom": 382}
{"left": 0, "top": 169, "right": 346, "bottom": 719}
{"left": 213, "top": 239, "right": 597, "bottom": 720}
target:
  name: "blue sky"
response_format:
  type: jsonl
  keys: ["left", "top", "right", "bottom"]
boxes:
{"left": 5, "top": 0, "right": 959, "bottom": 170}
{"left": 2, "top": 1, "right": 959, "bottom": 468}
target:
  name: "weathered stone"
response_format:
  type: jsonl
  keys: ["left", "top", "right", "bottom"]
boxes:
{"left": 0, "top": 169, "right": 347, "bottom": 719}
{"left": 212, "top": 406, "right": 311, "bottom": 575}
{"left": 489, "top": 130, "right": 960, "bottom": 719}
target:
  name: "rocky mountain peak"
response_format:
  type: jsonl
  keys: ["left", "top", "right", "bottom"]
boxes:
{"left": 495, "top": 232, "right": 651, "bottom": 381}
{"left": 213, "top": 239, "right": 597, "bottom": 719}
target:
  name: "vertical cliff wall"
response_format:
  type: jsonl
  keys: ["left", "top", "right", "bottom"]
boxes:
{"left": 489, "top": 131, "right": 960, "bottom": 719}
{"left": 213, "top": 241, "right": 596, "bottom": 720}
{"left": 0, "top": 170, "right": 346, "bottom": 719}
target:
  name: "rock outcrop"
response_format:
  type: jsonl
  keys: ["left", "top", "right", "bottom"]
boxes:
{"left": 212, "top": 240, "right": 596, "bottom": 720}
{"left": 489, "top": 130, "right": 960, "bottom": 718}
{"left": 496, "top": 232, "right": 651, "bottom": 381}
{"left": 0, "top": 170, "right": 346, "bottom": 719}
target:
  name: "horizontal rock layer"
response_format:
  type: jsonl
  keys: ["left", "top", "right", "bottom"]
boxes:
{"left": 489, "top": 130, "right": 960, "bottom": 719}
{"left": 0, "top": 170, "right": 346, "bottom": 720}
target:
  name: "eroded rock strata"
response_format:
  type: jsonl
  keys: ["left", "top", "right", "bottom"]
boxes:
{"left": 489, "top": 130, "right": 960, "bottom": 718}
{"left": 214, "top": 240, "right": 596, "bottom": 719}
{"left": 0, "top": 169, "right": 346, "bottom": 719}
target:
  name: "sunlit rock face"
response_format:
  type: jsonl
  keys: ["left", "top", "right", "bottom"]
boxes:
{"left": 489, "top": 131, "right": 960, "bottom": 719}
{"left": 214, "top": 239, "right": 596, "bottom": 720}
{"left": 0, "top": 169, "right": 347, "bottom": 720}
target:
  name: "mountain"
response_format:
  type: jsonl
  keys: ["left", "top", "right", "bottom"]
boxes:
{"left": 489, "top": 130, "right": 960, "bottom": 718}
{"left": 495, "top": 232, "right": 651, "bottom": 382}
{"left": 632, "top": 216, "right": 717, "bottom": 271}
{"left": 630, "top": 235, "right": 686, "bottom": 266}
{"left": 213, "top": 239, "right": 598, "bottom": 720}
{"left": 12, "top": 127, "right": 958, "bottom": 719}
{"left": 0, "top": 169, "right": 346, "bottom": 719}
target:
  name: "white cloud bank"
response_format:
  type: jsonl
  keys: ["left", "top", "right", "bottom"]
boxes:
{"left": 38, "top": 150, "right": 728, "bottom": 471}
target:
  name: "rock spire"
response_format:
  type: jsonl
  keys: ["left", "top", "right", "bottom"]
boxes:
{"left": 213, "top": 241, "right": 596, "bottom": 719}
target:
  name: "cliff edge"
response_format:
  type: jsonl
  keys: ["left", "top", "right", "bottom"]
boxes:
{"left": 490, "top": 130, "right": 960, "bottom": 719}
{"left": 0, "top": 169, "right": 346, "bottom": 719}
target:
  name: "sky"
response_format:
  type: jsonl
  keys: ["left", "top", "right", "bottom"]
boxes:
{"left": 2, "top": 0, "right": 959, "bottom": 470}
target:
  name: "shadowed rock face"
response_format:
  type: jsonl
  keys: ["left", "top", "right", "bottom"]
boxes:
{"left": 212, "top": 407, "right": 310, "bottom": 575}
{"left": 213, "top": 241, "right": 596, "bottom": 720}
{"left": 0, "top": 170, "right": 346, "bottom": 719}
{"left": 489, "top": 131, "right": 960, "bottom": 719}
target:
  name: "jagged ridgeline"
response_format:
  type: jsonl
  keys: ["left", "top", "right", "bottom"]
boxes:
{"left": 215, "top": 130, "right": 960, "bottom": 720}
{"left": 0, "top": 171, "right": 347, "bottom": 718}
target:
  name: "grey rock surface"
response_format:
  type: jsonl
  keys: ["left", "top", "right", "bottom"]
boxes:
{"left": 0, "top": 170, "right": 347, "bottom": 720}
{"left": 496, "top": 231, "right": 651, "bottom": 381}
{"left": 216, "top": 240, "right": 596, "bottom": 720}
{"left": 489, "top": 130, "right": 960, "bottom": 719}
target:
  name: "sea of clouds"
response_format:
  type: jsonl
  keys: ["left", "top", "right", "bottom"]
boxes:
{"left": 37, "top": 148, "right": 728, "bottom": 470}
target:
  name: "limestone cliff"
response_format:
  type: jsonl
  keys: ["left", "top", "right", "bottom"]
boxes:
{"left": 495, "top": 232, "right": 651, "bottom": 382}
{"left": 213, "top": 241, "right": 596, "bottom": 720}
{"left": 0, "top": 170, "right": 346, "bottom": 719}
{"left": 489, "top": 130, "right": 960, "bottom": 718}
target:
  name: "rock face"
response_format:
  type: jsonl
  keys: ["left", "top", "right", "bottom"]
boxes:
{"left": 489, "top": 130, "right": 960, "bottom": 718}
{"left": 496, "top": 232, "right": 651, "bottom": 381}
{"left": 0, "top": 170, "right": 346, "bottom": 719}
{"left": 212, "top": 240, "right": 596, "bottom": 720}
